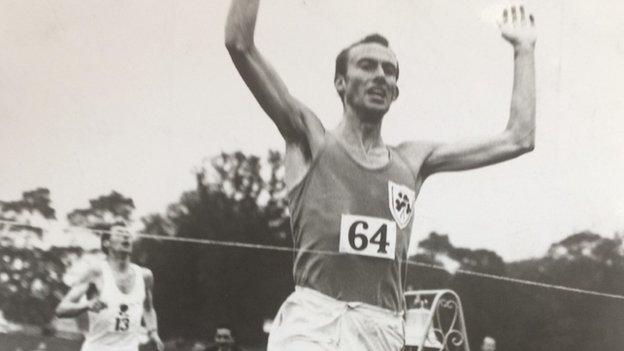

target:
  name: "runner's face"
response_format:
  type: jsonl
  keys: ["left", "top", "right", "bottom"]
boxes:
{"left": 215, "top": 328, "right": 234, "bottom": 346}
{"left": 343, "top": 43, "right": 398, "bottom": 117}
{"left": 109, "top": 229, "right": 134, "bottom": 254}
{"left": 481, "top": 339, "right": 496, "bottom": 351}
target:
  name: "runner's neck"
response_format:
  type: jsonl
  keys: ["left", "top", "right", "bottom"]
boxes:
{"left": 336, "top": 117, "right": 384, "bottom": 153}
{"left": 107, "top": 254, "right": 131, "bottom": 272}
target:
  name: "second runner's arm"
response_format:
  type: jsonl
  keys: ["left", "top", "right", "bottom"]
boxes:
{"left": 55, "top": 267, "right": 106, "bottom": 318}
{"left": 142, "top": 268, "right": 164, "bottom": 351}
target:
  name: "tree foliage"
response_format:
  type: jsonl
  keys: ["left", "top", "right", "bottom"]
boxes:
{"left": 135, "top": 151, "right": 292, "bottom": 344}
{"left": 0, "top": 189, "right": 65, "bottom": 328}
{"left": 0, "top": 188, "right": 56, "bottom": 221}
{"left": 66, "top": 191, "right": 134, "bottom": 229}
{"left": 0, "top": 188, "right": 56, "bottom": 240}
{"left": 0, "top": 246, "right": 73, "bottom": 327}
{"left": 408, "top": 231, "right": 624, "bottom": 351}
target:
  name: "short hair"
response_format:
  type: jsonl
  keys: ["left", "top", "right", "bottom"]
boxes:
{"left": 215, "top": 323, "right": 235, "bottom": 338}
{"left": 110, "top": 224, "right": 130, "bottom": 235}
{"left": 334, "top": 33, "right": 399, "bottom": 100}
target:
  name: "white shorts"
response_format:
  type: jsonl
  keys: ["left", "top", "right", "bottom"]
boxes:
{"left": 267, "top": 286, "right": 405, "bottom": 351}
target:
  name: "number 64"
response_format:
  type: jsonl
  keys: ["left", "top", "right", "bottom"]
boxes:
{"left": 348, "top": 221, "right": 390, "bottom": 254}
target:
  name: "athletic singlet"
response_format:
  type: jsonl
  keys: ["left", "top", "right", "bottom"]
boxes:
{"left": 81, "top": 262, "right": 145, "bottom": 351}
{"left": 289, "top": 133, "right": 419, "bottom": 312}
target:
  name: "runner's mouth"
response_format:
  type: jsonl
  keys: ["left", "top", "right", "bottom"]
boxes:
{"left": 367, "top": 87, "right": 387, "bottom": 99}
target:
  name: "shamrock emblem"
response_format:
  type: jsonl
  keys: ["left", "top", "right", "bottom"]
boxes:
{"left": 394, "top": 192, "right": 412, "bottom": 215}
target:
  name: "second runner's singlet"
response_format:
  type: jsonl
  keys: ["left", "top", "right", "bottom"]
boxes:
{"left": 289, "top": 133, "right": 419, "bottom": 312}
{"left": 81, "top": 262, "right": 145, "bottom": 351}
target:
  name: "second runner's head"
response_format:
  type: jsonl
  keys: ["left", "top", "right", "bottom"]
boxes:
{"left": 107, "top": 224, "right": 135, "bottom": 255}
{"left": 334, "top": 34, "right": 399, "bottom": 121}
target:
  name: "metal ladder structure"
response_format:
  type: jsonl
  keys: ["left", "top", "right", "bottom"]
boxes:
{"left": 403, "top": 290, "right": 470, "bottom": 351}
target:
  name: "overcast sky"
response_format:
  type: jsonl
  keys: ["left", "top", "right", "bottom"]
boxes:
{"left": 1, "top": 0, "right": 623, "bottom": 261}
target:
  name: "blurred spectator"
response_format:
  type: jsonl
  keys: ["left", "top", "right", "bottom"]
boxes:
{"left": 481, "top": 336, "right": 496, "bottom": 351}
{"left": 205, "top": 324, "right": 241, "bottom": 351}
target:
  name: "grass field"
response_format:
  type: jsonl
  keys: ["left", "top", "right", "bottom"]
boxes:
{"left": 0, "top": 333, "right": 82, "bottom": 351}
{"left": 0, "top": 333, "right": 267, "bottom": 351}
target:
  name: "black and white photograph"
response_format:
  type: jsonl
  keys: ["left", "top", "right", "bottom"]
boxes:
{"left": 1, "top": 0, "right": 623, "bottom": 350}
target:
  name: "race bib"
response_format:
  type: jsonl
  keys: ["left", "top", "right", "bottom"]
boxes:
{"left": 112, "top": 303, "right": 131, "bottom": 333}
{"left": 339, "top": 214, "right": 397, "bottom": 260}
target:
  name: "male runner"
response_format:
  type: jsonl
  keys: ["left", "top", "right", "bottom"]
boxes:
{"left": 205, "top": 324, "right": 242, "bottom": 351}
{"left": 225, "top": 1, "right": 536, "bottom": 350}
{"left": 56, "top": 226, "right": 164, "bottom": 351}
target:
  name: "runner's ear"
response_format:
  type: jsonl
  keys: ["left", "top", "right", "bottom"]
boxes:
{"left": 335, "top": 76, "right": 346, "bottom": 97}
{"left": 392, "top": 86, "right": 399, "bottom": 101}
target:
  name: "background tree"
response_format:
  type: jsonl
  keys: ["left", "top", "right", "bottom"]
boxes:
{"left": 406, "top": 231, "right": 624, "bottom": 351}
{"left": 0, "top": 188, "right": 55, "bottom": 246}
{"left": 0, "top": 188, "right": 56, "bottom": 220}
{"left": 135, "top": 151, "right": 292, "bottom": 344}
{"left": 0, "top": 188, "right": 63, "bottom": 329}
{"left": 503, "top": 231, "right": 624, "bottom": 351}
{"left": 66, "top": 191, "right": 135, "bottom": 229}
